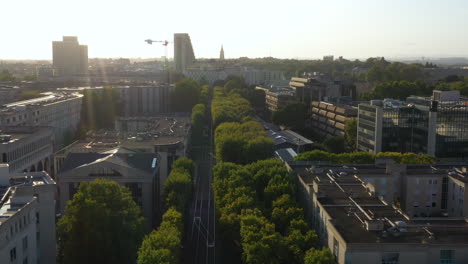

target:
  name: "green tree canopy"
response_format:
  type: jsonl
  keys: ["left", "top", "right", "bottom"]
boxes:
{"left": 58, "top": 179, "right": 145, "bottom": 264}
{"left": 323, "top": 136, "right": 346, "bottom": 154}
{"left": 272, "top": 102, "right": 307, "bottom": 130}
{"left": 173, "top": 78, "right": 201, "bottom": 111}
{"left": 304, "top": 248, "right": 335, "bottom": 264}
{"left": 344, "top": 120, "right": 357, "bottom": 151}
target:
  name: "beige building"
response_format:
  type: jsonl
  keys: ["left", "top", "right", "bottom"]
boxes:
{"left": 0, "top": 126, "right": 53, "bottom": 173}
{"left": 310, "top": 101, "right": 357, "bottom": 137}
{"left": 289, "top": 161, "right": 468, "bottom": 264}
{"left": 0, "top": 92, "right": 83, "bottom": 149}
{"left": 0, "top": 169, "right": 57, "bottom": 264}
{"left": 52, "top": 36, "right": 88, "bottom": 76}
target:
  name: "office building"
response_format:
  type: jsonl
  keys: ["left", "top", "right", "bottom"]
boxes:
{"left": 0, "top": 169, "right": 57, "bottom": 264}
{"left": 0, "top": 126, "right": 53, "bottom": 173}
{"left": 52, "top": 36, "right": 88, "bottom": 76}
{"left": 174, "top": 33, "right": 195, "bottom": 72}
{"left": 255, "top": 85, "right": 295, "bottom": 112}
{"left": 310, "top": 101, "right": 357, "bottom": 137}
{"left": 357, "top": 90, "right": 468, "bottom": 159}
{"left": 122, "top": 85, "right": 173, "bottom": 116}
{"left": 57, "top": 151, "right": 159, "bottom": 229}
{"left": 289, "top": 160, "right": 468, "bottom": 264}
{"left": 0, "top": 92, "right": 83, "bottom": 149}
{"left": 289, "top": 76, "right": 355, "bottom": 106}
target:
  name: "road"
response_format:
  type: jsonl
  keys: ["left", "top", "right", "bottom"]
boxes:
{"left": 184, "top": 100, "right": 217, "bottom": 264}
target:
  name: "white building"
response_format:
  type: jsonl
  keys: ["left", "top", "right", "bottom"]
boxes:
{"left": 0, "top": 167, "right": 57, "bottom": 264}
{"left": 0, "top": 92, "right": 83, "bottom": 149}
{"left": 0, "top": 127, "right": 54, "bottom": 174}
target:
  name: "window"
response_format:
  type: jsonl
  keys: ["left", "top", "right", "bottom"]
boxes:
{"left": 440, "top": 250, "right": 454, "bottom": 264}
{"left": 10, "top": 247, "right": 16, "bottom": 261}
{"left": 333, "top": 238, "right": 339, "bottom": 258}
{"left": 22, "top": 236, "right": 28, "bottom": 250}
{"left": 381, "top": 253, "right": 399, "bottom": 264}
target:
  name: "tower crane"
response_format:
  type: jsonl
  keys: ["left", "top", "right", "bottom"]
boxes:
{"left": 145, "top": 39, "right": 172, "bottom": 83}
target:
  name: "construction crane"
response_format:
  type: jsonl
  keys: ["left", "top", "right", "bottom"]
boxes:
{"left": 145, "top": 39, "right": 172, "bottom": 83}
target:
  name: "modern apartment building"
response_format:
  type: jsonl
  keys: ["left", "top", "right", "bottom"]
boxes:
{"left": 0, "top": 92, "right": 83, "bottom": 149}
{"left": 174, "top": 33, "right": 195, "bottom": 72}
{"left": 52, "top": 36, "right": 88, "bottom": 76}
{"left": 256, "top": 86, "right": 295, "bottom": 112}
{"left": 0, "top": 126, "right": 53, "bottom": 173}
{"left": 289, "top": 76, "right": 356, "bottom": 106}
{"left": 0, "top": 169, "right": 57, "bottom": 264}
{"left": 289, "top": 160, "right": 468, "bottom": 264}
{"left": 310, "top": 101, "right": 357, "bottom": 138}
{"left": 357, "top": 90, "right": 468, "bottom": 159}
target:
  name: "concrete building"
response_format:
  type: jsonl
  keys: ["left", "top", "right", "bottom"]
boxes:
{"left": 0, "top": 92, "right": 83, "bottom": 149}
{"left": 52, "top": 36, "right": 88, "bottom": 76}
{"left": 122, "top": 85, "right": 173, "bottom": 116}
{"left": 289, "top": 161, "right": 468, "bottom": 264}
{"left": 57, "top": 151, "right": 159, "bottom": 229}
{"left": 357, "top": 90, "right": 468, "bottom": 159}
{"left": 310, "top": 101, "right": 357, "bottom": 138}
{"left": 0, "top": 126, "right": 53, "bottom": 174}
{"left": 0, "top": 169, "right": 57, "bottom": 264}
{"left": 289, "top": 76, "right": 356, "bottom": 106}
{"left": 116, "top": 115, "right": 191, "bottom": 183}
{"left": 174, "top": 33, "right": 195, "bottom": 72}
{"left": 255, "top": 85, "right": 295, "bottom": 112}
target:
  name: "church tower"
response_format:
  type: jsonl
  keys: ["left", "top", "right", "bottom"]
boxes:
{"left": 220, "top": 45, "right": 225, "bottom": 60}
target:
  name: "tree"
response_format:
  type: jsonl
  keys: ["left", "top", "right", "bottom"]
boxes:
{"left": 173, "top": 78, "right": 201, "bottom": 112}
{"left": 58, "top": 179, "right": 145, "bottom": 264}
{"left": 137, "top": 208, "right": 183, "bottom": 264}
{"left": 191, "top": 104, "right": 206, "bottom": 143}
{"left": 272, "top": 102, "right": 307, "bottom": 130}
{"left": 304, "top": 248, "right": 335, "bottom": 264}
{"left": 323, "top": 136, "right": 346, "bottom": 154}
{"left": 344, "top": 120, "right": 357, "bottom": 151}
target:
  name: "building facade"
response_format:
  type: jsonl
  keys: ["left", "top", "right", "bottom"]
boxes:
{"left": 0, "top": 93, "right": 83, "bottom": 149}
{"left": 0, "top": 126, "right": 53, "bottom": 173}
{"left": 57, "top": 151, "right": 159, "bottom": 229}
{"left": 0, "top": 169, "right": 57, "bottom": 264}
{"left": 52, "top": 36, "right": 88, "bottom": 76}
{"left": 310, "top": 101, "right": 357, "bottom": 138}
{"left": 289, "top": 161, "right": 468, "bottom": 264}
{"left": 357, "top": 90, "right": 468, "bottom": 159}
{"left": 174, "top": 33, "right": 195, "bottom": 72}
{"left": 122, "top": 85, "right": 173, "bottom": 116}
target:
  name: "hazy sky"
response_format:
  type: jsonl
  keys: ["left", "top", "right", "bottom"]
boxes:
{"left": 1, "top": 0, "right": 467, "bottom": 60}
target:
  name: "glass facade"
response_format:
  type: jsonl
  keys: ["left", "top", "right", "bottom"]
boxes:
{"left": 435, "top": 102, "right": 468, "bottom": 159}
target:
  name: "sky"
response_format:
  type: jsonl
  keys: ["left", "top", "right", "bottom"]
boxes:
{"left": 1, "top": 0, "right": 467, "bottom": 60}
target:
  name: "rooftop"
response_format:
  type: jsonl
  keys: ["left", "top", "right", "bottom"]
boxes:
{"left": 292, "top": 162, "right": 468, "bottom": 245}
{"left": 0, "top": 126, "right": 52, "bottom": 144}
{"left": 1, "top": 92, "right": 83, "bottom": 111}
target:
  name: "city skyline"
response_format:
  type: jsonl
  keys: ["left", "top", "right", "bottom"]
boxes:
{"left": 2, "top": 0, "right": 468, "bottom": 60}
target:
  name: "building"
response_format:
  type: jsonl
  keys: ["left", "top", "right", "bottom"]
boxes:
{"left": 0, "top": 169, "right": 57, "bottom": 264}
{"left": 116, "top": 115, "right": 191, "bottom": 182}
{"left": 289, "top": 160, "right": 468, "bottom": 264}
{"left": 220, "top": 45, "right": 224, "bottom": 60}
{"left": 310, "top": 101, "right": 357, "bottom": 138}
{"left": 266, "top": 129, "right": 314, "bottom": 153}
{"left": 122, "top": 85, "right": 173, "bottom": 116}
{"left": 174, "top": 33, "right": 195, "bottom": 72}
{"left": 0, "top": 85, "right": 20, "bottom": 106}
{"left": 357, "top": 90, "right": 468, "bottom": 159}
{"left": 52, "top": 36, "right": 88, "bottom": 76}
{"left": 0, "top": 126, "right": 53, "bottom": 173}
{"left": 57, "top": 151, "right": 159, "bottom": 229}
{"left": 256, "top": 85, "right": 295, "bottom": 112}
{"left": 0, "top": 92, "right": 83, "bottom": 149}
{"left": 289, "top": 76, "right": 356, "bottom": 106}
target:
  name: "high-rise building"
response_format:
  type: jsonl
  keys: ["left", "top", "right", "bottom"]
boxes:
{"left": 52, "top": 36, "right": 88, "bottom": 76}
{"left": 174, "top": 33, "right": 195, "bottom": 72}
{"left": 357, "top": 90, "right": 468, "bottom": 159}
{"left": 121, "top": 85, "right": 173, "bottom": 116}
{"left": 220, "top": 45, "right": 225, "bottom": 60}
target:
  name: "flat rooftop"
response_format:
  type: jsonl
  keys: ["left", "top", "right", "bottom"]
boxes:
{"left": 0, "top": 126, "right": 51, "bottom": 144}
{"left": 293, "top": 163, "right": 468, "bottom": 245}
{"left": 1, "top": 92, "right": 82, "bottom": 110}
